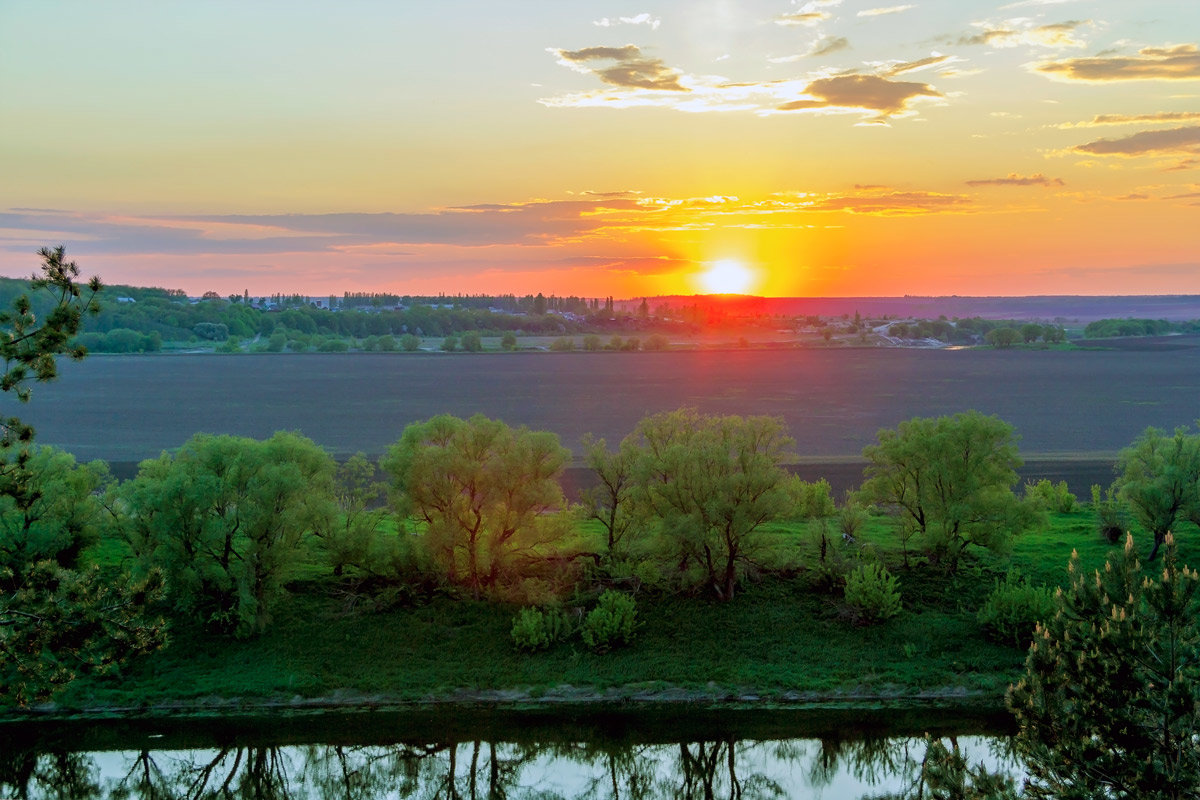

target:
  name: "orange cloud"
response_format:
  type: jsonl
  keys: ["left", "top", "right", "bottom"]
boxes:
{"left": 1058, "top": 111, "right": 1200, "bottom": 128}
{"left": 776, "top": 74, "right": 942, "bottom": 119}
{"left": 966, "top": 173, "right": 1065, "bottom": 187}
{"left": 1036, "top": 44, "right": 1200, "bottom": 82}
{"left": 1073, "top": 125, "right": 1200, "bottom": 157}
{"left": 551, "top": 45, "right": 687, "bottom": 91}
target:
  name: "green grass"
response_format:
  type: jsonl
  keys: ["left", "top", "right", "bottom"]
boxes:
{"left": 61, "top": 506, "right": 1198, "bottom": 711}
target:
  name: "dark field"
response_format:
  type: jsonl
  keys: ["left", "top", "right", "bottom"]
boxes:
{"left": 23, "top": 349, "right": 1200, "bottom": 475}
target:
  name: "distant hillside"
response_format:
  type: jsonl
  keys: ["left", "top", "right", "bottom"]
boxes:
{"left": 619, "top": 295, "right": 1200, "bottom": 323}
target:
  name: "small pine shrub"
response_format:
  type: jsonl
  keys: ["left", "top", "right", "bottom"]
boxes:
{"left": 837, "top": 496, "right": 868, "bottom": 539}
{"left": 1024, "top": 479, "right": 1077, "bottom": 513}
{"left": 844, "top": 562, "right": 902, "bottom": 624}
{"left": 977, "top": 572, "right": 1055, "bottom": 648}
{"left": 510, "top": 607, "right": 572, "bottom": 652}
{"left": 581, "top": 590, "right": 637, "bottom": 652}
{"left": 1091, "top": 483, "right": 1124, "bottom": 543}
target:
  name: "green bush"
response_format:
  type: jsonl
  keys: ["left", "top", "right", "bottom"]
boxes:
{"left": 510, "top": 607, "right": 573, "bottom": 652}
{"left": 549, "top": 337, "right": 575, "bottom": 352}
{"left": 582, "top": 334, "right": 602, "bottom": 351}
{"left": 977, "top": 572, "right": 1055, "bottom": 648}
{"left": 1024, "top": 479, "right": 1076, "bottom": 513}
{"left": 500, "top": 332, "right": 517, "bottom": 351}
{"left": 440, "top": 335, "right": 458, "bottom": 352}
{"left": 581, "top": 590, "right": 637, "bottom": 652}
{"left": 318, "top": 338, "right": 349, "bottom": 352}
{"left": 837, "top": 496, "right": 868, "bottom": 539}
{"left": 460, "top": 331, "right": 483, "bottom": 352}
{"left": 792, "top": 478, "right": 835, "bottom": 519}
{"left": 844, "top": 562, "right": 901, "bottom": 623}
{"left": 644, "top": 334, "right": 669, "bottom": 351}
{"left": 1091, "top": 483, "right": 1125, "bottom": 543}
{"left": 395, "top": 334, "right": 417, "bottom": 352}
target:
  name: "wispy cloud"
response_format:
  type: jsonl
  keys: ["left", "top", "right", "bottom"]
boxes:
{"left": 960, "top": 19, "right": 1089, "bottom": 49}
{"left": 1057, "top": 111, "right": 1200, "bottom": 128}
{"left": 966, "top": 173, "right": 1065, "bottom": 187}
{"left": 1035, "top": 44, "right": 1200, "bottom": 82}
{"left": 592, "top": 13, "right": 661, "bottom": 31}
{"left": 775, "top": 11, "right": 832, "bottom": 27}
{"left": 858, "top": 5, "right": 916, "bottom": 17}
{"left": 881, "top": 54, "right": 954, "bottom": 77}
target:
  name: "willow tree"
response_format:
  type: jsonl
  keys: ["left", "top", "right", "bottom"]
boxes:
{"left": 1115, "top": 425, "right": 1200, "bottom": 560}
{"left": 629, "top": 409, "right": 794, "bottom": 601}
{"left": 859, "top": 411, "right": 1034, "bottom": 571}
{"left": 383, "top": 414, "right": 571, "bottom": 598}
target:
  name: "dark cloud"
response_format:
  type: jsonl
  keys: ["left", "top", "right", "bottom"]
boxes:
{"left": 1073, "top": 125, "right": 1200, "bottom": 156}
{"left": 777, "top": 74, "right": 941, "bottom": 117}
{"left": 553, "top": 45, "right": 687, "bottom": 91}
{"left": 1036, "top": 44, "right": 1200, "bottom": 82}
{"left": 965, "top": 173, "right": 1065, "bottom": 187}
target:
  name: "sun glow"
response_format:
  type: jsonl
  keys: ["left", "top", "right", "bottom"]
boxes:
{"left": 698, "top": 259, "right": 756, "bottom": 294}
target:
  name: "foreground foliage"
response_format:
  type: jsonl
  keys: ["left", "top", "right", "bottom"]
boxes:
{"left": 1009, "top": 534, "right": 1200, "bottom": 798}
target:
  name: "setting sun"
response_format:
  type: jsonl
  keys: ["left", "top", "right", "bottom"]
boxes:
{"left": 698, "top": 260, "right": 756, "bottom": 295}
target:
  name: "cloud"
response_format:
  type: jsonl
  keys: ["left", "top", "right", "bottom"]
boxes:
{"left": 1072, "top": 125, "right": 1200, "bottom": 156}
{"left": 775, "top": 74, "right": 942, "bottom": 119}
{"left": 774, "top": 189, "right": 973, "bottom": 215}
{"left": 965, "top": 173, "right": 1065, "bottom": 187}
{"left": 775, "top": 11, "right": 831, "bottom": 27}
{"left": 1058, "top": 111, "right": 1200, "bottom": 128}
{"left": 551, "top": 45, "right": 687, "bottom": 91}
{"left": 960, "top": 19, "right": 1088, "bottom": 49}
{"left": 1035, "top": 44, "right": 1200, "bottom": 82}
{"left": 811, "top": 36, "right": 851, "bottom": 57}
{"left": 882, "top": 54, "right": 953, "bottom": 77}
{"left": 858, "top": 5, "right": 915, "bottom": 17}
{"left": 592, "top": 13, "right": 662, "bottom": 31}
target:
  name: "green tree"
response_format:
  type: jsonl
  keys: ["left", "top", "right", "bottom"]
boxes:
{"left": 1019, "top": 323, "right": 1043, "bottom": 344}
{"left": 580, "top": 434, "right": 642, "bottom": 559}
{"left": 1115, "top": 425, "right": 1200, "bottom": 560}
{"left": 382, "top": 414, "right": 571, "bottom": 598}
{"left": 440, "top": 335, "right": 458, "bottom": 352}
{"left": 1009, "top": 534, "right": 1200, "bottom": 798}
{"left": 859, "top": 411, "right": 1034, "bottom": 571}
{"left": 985, "top": 327, "right": 1020, "bottom": 348}
{"left": 0, "top": 247, "right": 166, "bottom": 705}
{"left": 118, "top": 431, "right": 337, "bottom": 636}
{"left": 629, "top": 409, "right": 794, "bottom": 600}
{"left": 500, "top": 331, "right": 517, "bottom": 351}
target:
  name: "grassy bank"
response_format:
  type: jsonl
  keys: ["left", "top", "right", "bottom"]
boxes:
{"left": 50, "top": 507, "right": 1195, "bottom": 716}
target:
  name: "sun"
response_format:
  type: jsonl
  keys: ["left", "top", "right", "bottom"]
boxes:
{"left": 698, "top": 259, "right": 755, "bottom": 294}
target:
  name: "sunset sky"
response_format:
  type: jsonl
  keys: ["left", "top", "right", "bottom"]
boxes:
{"left": 2, "top": 1, "right": 1199, "bottom": 298}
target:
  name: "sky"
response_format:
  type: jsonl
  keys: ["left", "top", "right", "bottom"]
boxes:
{"left": 2, "top": 0, "right": 1199, "bottom": 298}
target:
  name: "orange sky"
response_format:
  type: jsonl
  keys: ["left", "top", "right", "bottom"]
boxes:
{"left": 2, "top": 1, "right": 1199, "bottom": 297}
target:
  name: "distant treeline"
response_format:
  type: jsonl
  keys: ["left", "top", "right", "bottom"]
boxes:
{"left": 1083, "top": 318, "right": 1200, "bottom": 338}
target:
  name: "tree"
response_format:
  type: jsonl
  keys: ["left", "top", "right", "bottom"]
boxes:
{"left": 117, "top": 431, "right": 336, "bottom": 636}
{"left": 985, "top": 327, "right": 1020, "bottom": 348}
{"left": 500, "top": 332, "right": 517, "bottom": 351}
{"left": 1115, "top": 425, "right": 1200, "bottom": 560}
{"left": 580, "top": 434, "right": 642, "bottom": 559}
{"left": 0, "top": 247, "right": 166, "bottom": 705}
{"left": 1009, "top": 534, "right": 1200, "bottom": 798}
{"left": 382, "top": 414, "right": 571, "bottom": 598}
{"left": 460, "top": 331, "right": 483, "bottom": 352}
{"left": 628, "top": 409, "right": 794, "bottom": 600}
{"left": 859, "top": 411, "right": 1035, "bottom": 571}
{"left": 1019, "top": 323, "right": 1043, "bottom": 344}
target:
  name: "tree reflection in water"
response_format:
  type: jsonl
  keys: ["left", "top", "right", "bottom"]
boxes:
{"left": 0, "top": 734, "right": 1020, "bottom": 799}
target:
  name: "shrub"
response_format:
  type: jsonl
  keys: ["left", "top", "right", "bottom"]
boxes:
{"left": 440, "top": 335, "right": 458, "bottom": 352}
{"left": 1024, "top": 479, "right": 1076, "bottom": 513}
{"left": 460, "top": 331, "right": 483, "bottom": 352}
{"left": 621, "top": 337, "right": 640, "bottom": 351}
{"left": 500, "top": 332, "right": 517, "bottom": 351}
{"left": 837, "top": 496, "right": 868, "bottom": 539}
{"left": 266, "top": 332, "right": 287, "bottom": 352}
{"left": 318, "top": 338, "right": 349, "bottom": 352}
{"left": 844, "top": 562, "right": 901, "bottom": 623}
{"left": 549, "top": 337, "right": 575, "bottom": 352}
{"left": 582, "top": 334, "right": 602, "bottom": 351}
{"left": 977, "top": 572, "right": 1055, "bottom": 648}
{"left": 1091, "top": 483, "right": 1125, "bottom": 543}
{"left": 791, "top": 478, "right": 835, "bottom": 519}
{"left": 644, "top": 334, "right": 669, "bottom": 351}
{"left": 510, "top": 606, "right": 573, "bottom": 652}
{"left": 581, "top": 590, "right": 637, "bottom": 652}
{"left": 394, "top": 334, "right": 416, "bottom": 352}
{"left": 607, "top": 336, "right": 623, "bottom": 351}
